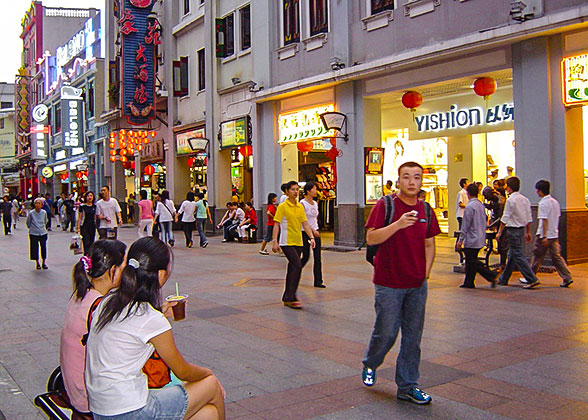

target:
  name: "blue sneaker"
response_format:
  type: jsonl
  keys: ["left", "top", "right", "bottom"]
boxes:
{"left": 397, "top": 387, "right": 432, "bottom": 405}
{"left": 362, "top": 366, "right": 376, "bottom": 386}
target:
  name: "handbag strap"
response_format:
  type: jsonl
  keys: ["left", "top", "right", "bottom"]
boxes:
{"left": 81, "top": 295, "right": 104, "bottom": 346}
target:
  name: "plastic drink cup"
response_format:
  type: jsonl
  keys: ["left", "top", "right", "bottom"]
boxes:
{"left": 165, "top": 294, "right": 188, "bottom": 321}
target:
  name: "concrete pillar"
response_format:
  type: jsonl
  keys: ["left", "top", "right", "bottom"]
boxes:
{"left": 512, "top": 35, "right": 588, "bottom": 263}
{"left": 447, "top": 135, "right": 473, "bottom": 235}
{"left": 280, "top": 143, "right": 298, "bottom": 182}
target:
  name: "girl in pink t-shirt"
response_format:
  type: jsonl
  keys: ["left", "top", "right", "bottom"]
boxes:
{"left": 137, "top": 189, "right": 154, "bottom": 238}
{"left": 59, "top": 240, "right": 126, "bottom": 413}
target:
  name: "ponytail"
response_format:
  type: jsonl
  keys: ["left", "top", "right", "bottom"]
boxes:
{"left": 72, "top": 260, "right": 93, "bottom": 300}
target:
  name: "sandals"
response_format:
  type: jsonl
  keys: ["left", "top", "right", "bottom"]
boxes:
{"left": 283, "top": 301, "right": 302, "bottom": 309}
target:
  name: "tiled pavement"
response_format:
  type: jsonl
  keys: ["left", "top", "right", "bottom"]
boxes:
{"left": 0, "top": 225, "right": 587, "bottom": 419}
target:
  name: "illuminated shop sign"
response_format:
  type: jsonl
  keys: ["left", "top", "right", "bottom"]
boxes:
{"left": 31, "top": 104, "right": 48, "bottom": 160}
{"left": 278, "top": 104, "right": 336, "bottom": 143}
{"left": 414, "top": 103, "right": 514, "bottom": 133}
{"left": 220, "top": 116, "right": 250, "bottom": 149}
{"left": 120, "top": 0, "right": 161, "bottom": 125}
{"left": 562, "top": 53, "right": 588, "bottom": 106}
{"left": 176, "top": 127, "right": 206, "bottom": 156}
{"left": 61, "top": 86, "right": 85, "bottom": 148}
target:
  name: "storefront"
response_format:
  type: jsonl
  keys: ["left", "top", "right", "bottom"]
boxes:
{"left": 278, "top": 104, "right": 338, "bottom": 230}
{"left": 175, "top": 126, "right": 207, "bottom": 193}
{"left": 139, "top": 139, "right": 165, "bottom": 197}
{"left": 219, "top": 116, "right": 252, "bottom": 203}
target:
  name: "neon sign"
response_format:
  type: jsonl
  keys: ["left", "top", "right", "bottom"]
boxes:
{"left": 414, "top": 103, "right": 514, "bottom": 133}
{"left": 61, "top": 86, "right": 84, "bottom": 149}
{"left": 278, "top": 104, "right": 336, "bottom": 143}
{"left": 562, "top": 53, "right": 588, "bottom": 107}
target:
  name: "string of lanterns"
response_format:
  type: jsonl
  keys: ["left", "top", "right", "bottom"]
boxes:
{"left": 109, "top": 130, "right": 156, "bottom": 163}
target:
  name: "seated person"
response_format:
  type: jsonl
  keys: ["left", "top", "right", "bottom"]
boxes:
{"left": 85, "top": 237, "right": 225, "bottom": 420}
{"left": 60, "top": 240, "right": 127, "bottom": 414}
{"left": 237, "top": 202, "right": 257, "bottom": 240}
{"left": 216, "top": 202, "right": 236, "bottom": 242}
{"left": 226, "top": 203, "right": 245, "bottom": 242}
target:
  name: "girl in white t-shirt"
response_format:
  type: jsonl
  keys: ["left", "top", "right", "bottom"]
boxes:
{"left": 154, "top": 190, "right": 176, "bottom": 247}
{"left": 300, "top": 181, "right": 325, "bottom": 288}
{"left": 60, "top": 240, "right": 127, "bottom": 414}
{"left": 86, "top": 237, "right": 225, "bottom": 420}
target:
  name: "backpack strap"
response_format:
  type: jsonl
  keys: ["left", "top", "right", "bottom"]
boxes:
{"left": 423, "top": 201, "right": 433, "bottom": 235}
{"left": 383, "top": 195, "right": 395, "bottom": 227}
{"left": 81, "top": 295, "right": 104, "bottom": 346}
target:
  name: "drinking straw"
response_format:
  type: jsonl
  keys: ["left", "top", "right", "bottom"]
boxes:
{"left": 176, "top": 282, "right": 179, "bottom": 297}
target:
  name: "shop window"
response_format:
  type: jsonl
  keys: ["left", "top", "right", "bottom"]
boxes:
{"left": 240, "top": 5, "right": 251, "bottom": 51}
{"left": 283, "top": 0, "right": 300, "bottom": 46}
{"left": 0, "top": 118, "right": 4, "bottom": 129}
{"left": 1, "top": 101, "right": 12, "bottom": 109}
{"left": 216, "top": 13, "right": 235, "bottom": 58}
{"left": 87, "top": 80, "right": 95, "bottom": 118}
{"left": 310, "top": 0, "right": 328, "bottom": 36}
{"left": 172, "top": 56, "right": 189, "bottom": 97}
{"left": 54, "top": 103, "right": 62, "bottom": 133}
{"left": 371, "top": 0, "right": 395, "bottom": 14}
{"left": 183, "top": 0, "right": 190, "bottom": 15}
{"left": 197, "top": 48, "right": 205, "bottom": 91}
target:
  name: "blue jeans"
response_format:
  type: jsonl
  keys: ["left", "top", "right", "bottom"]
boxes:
{"left": 196, "top": 218, "right": 207, "bottom": 245}
{"left": 159, "top": 221, "right": 174, "bottom": 244}
{"left": 363, "top": 282, "right": 427, "bottom": 393}
{"left": 498, "top": 228, "right": 538, "bottom": 284}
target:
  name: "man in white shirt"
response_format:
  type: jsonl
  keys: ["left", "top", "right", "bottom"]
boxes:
{"left": 96, "top": 186, "right": 123, "bottom": 240}
{"left": 524, "top": 180, "right": 572, "bottom": 287}
{"left": 496, "top": 177, "right": 539, "bottom": 288}
{"left": 279, "top": 183, "right": 288, "bottom": 204}
{"left": 455, "top": 178, "right": 469, "bottom": 229}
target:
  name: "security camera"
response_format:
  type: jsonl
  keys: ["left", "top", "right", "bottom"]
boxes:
{"left": 330, "top": 56, "right": 345, "bottom": 71}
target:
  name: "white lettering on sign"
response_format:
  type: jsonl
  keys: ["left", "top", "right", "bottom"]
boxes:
{"left": 414, "top": 103, "right": 514, "bottom": 133}
{"left": 64, "top": 100, "right": 80, "bottom": 147}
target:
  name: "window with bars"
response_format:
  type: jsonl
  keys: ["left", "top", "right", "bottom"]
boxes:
{"left": 240, "top": 5, "right": 251, "bottom": 50}
{"left": 215, "top": 14, "right": 235, "bottom": 58}
{"left": 197, "top": 49, "right": 205, "bottom": 91}
{"left": 283, "top": 0, "right": 300, "bottom": 45}
{"left": 172, "top": 56, "right": 189, "bottom": 97}
{"left": 371, "top": 0, "right": 394, "bottom": 14}
{"left": 310, "top": 0, "right": 328, "bottom": 36}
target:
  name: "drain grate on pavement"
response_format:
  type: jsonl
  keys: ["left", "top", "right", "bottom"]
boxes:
{"left": 233, "top": 278, "right": 283, "bottom": 287}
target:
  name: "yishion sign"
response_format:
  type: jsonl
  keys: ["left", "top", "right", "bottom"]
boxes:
{"left": 61, "top": 86, "right": 85, "bottom": 148}
{"left": 119, "top": 0, "right": 161, "bottom": 125}
{"left": 414, "top": 103, "right": 514, "bottom": 133}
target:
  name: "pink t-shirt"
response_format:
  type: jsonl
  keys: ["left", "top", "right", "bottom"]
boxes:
{"left": 138, "top": 199, "right": 153, "bottom": 220}
{"left": 60, "top": 289, "right": 102, "bottom": 413}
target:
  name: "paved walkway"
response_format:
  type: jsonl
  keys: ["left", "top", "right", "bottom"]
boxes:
{"left": 0, "top": 225, "right": 587, "bottom": 419}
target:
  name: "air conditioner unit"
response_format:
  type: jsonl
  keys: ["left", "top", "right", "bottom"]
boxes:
{"left": 510, "top": 0, "right": 543, "bottom": 22}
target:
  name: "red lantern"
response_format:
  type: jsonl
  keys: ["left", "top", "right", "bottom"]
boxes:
{"left": 473, "top": 77, "right": 497, "bottom": 100}
{"left": 131, "top": 161, "right": 136, "bottom": 170}
{"left": 110, "top": 156, "right": 117, "bottom": 162}
{"left": 326, "top": 146, "right": 341, "bottom": 161}
{"left": 297, "top": 141, "right": 314, "bottom": 153}
{"left": 401, "top": 91, "right": 423, "bottom": 112}
{"left": 187, "top": 157, "right": 196, "bottom": 167}
{"left": 239, "top": 145, "right": 253, "bottom": 157}
{"left": 76, "top": 171, "right": 83, "bottom": 179}
{"left": 144, "top": 165, "right": 155, "bottom": 176}
{"left": 122, "top": 161, "right": 132, "bottom": 169}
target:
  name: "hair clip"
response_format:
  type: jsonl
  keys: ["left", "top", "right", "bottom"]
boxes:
{"left": 80, "top": 255, "right": 92, "bottom": 272}
{"left": 128, "top": 258, "right": 140, "bottom": 269}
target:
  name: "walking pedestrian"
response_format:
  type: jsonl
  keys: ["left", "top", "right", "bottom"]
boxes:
{"left": 259, "top": 193, "right": 277, "bottom": 255}
{"left": 300, "top": 181, "right": 326, "bottom": 288}
{"left": 456, "top": 183, "right": 499, "bottom": 288}
{"left": 127, "top": 193, "right": 136, "bottom": 223}
{"left": 362, "top": 161, "right": 441, "bottom": 405}
{"left": 524, "top": 180, "right": 573, "bottom": 288}
{"left": 96, "top": 186, "right": 123, "bottom": 240}
{"left": 137, "top": 189, "right": 154, "bottom": 238}
{"left": 177, "top": 191, "right": 197, "bottom": 248}
{"left": 11, "top": 195, "right": 20, "bottom": 229}
{"left": 26, "top": 197, "right": 49, "bottom": 270}
{"left": 455, "top": 178, "right": 469, "bottom": 229}
{"left": 62, "top": 194, "right": 76, "bottom": 232}
{"left": 195, "top": 193, "right": 210, "bottom": 248}
{"left": 76, "top": 191, "right": 97, "bottom": 255}
{"left": 0, "top": 195, "right": 12, "bottom": 235}
{"left": 272, "top": 181, "right": 316, "bottom": 309}
{"left": 496, "top": 177, "right": 540, "bottom": 288}
{"left": 155, "top": 190, "right": 176, "bottom": 246}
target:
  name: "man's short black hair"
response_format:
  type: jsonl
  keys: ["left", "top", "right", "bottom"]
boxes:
{"left": 280, "top": 183, "right": 288, "bottom": 193}
{"left": 459, "top": 178, "right": 468, "bottom": 188}
{"left": 285, "top": 180, "right": 299, "bottom": 191}
{"left": 506, "top": 176, "right": 520, "bottom": 192}
{"left": 101, "top": 185, "right": 110, "bottom": 191}
{"left": 466, "top": 183, "right": 479, "bottom": 197}
{"left": 397, "top": 161, "right": 424, "bottom": 176}
{"left": 535, "top": 179, "right": 550, "bottom": 195}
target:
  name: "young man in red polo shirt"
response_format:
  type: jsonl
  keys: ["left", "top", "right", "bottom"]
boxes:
{"left": 362, "top": 161, "right": 441, "bottom": 405}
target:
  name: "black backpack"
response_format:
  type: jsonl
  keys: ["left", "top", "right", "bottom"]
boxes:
{"left": 366, "top": 195, "right": 432, "bottom": 266}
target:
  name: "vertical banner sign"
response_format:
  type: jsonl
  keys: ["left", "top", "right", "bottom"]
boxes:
{"left": 120, "top": 0, "right": 160, "bottom": 125}
{"left": 31, "top": 104, "right": 49, "bottom": 159}
{"left": 61, "top": 86, "right": 85, "bottom": 149}
{"left": 15, "top": 74, "right": 30, "bottom": 153}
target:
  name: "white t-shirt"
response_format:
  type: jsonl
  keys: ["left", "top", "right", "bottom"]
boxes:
{"left": 279, "top": 194, "right": 287, "bottom": 204}
{"left": 178, "top": 200, "right": 197, "bottom": 222}
{"left": 536, "top": 195, "right": 560, "bottom": 239}
{"left": 155, "top": 199, "right": 176, "bottom": 222}
{"left": 456, "top": 188, "right": 469, "bottom": 218}
{"left": 96, "top": 198, "right": 122, "bottom": 229}
{"left": 301, "top": 199, "right": 319, "bottom": 231}
{"left": 234, "top": 207, "right": 245, "bottom": 223}
{"left": 85, "top": 298, "right": 171, "bottom": 416}
{"left": 501, "top": 191, "right": 533, "bottom": 228}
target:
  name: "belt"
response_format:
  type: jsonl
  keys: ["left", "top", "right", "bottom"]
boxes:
{"left": 505, "top": 226, "right": 524, "bottom": 229}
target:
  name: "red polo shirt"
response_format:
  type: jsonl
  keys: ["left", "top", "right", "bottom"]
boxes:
{"left": 365, "top": 196, "right": 441, "bottom": 289}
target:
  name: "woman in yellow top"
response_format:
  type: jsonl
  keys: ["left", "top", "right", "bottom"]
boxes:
{"left": 272, "top": 181, "right": 316, "bottom": 309}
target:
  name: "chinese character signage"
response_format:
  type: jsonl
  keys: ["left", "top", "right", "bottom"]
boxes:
{"left": 562, "top": 53, "right": 588, "bottom": 107}
{"left": 278, "top": 104, "right": 336, "bottom": 143}
{"left": 61, "top": 86, "right": 85, "bottom": 149}
{"left": 414, "top": 103, "right": 514, "bottom": 133}
{"left": 220, "top": 117, "right": 249, "bottom": 149}
{"left": 120, "top": 0, "right": 161, "bottom": 125}
{"left": 30, "top": 104, "right": 48, "bottom": 160}
{"left": 176, "top": 127, "right": 206, "bottom": 156}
